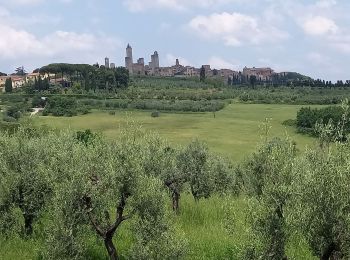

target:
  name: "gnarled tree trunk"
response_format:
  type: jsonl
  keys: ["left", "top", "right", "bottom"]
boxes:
{"left": 104, "top": 233, "right": 119, "bottom": 260}
{"left": 23, "top": 214, "right": 34, "bottom": 236}
{"left": 172, "top": 191, "right": 180, "bottom": 213}
{"left": 321, "top": 242, "right": 338, "bottom": 260}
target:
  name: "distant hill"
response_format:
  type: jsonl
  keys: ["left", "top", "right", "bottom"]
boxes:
{"left": 276, "top": 72, "right": 313, "bottom": 81}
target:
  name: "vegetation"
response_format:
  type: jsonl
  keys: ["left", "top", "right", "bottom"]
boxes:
{"left": 5, "top": 78, "right": 12, "bottom": 93}
{"left": 2, "top": 74, "right": 350, "bottom": 259}
{"left": 2, "top": 115, "right": 350, "bottom": 259}
{"left": 296, "top": 104, "right": 350, "bottom": 136}
{"left": 38, "top": 63, "right": 129, "bottom": 92}
{"left": 0, "top": 125, "right": 240, "bottom": 259}
{"left": 43, "top": 96, "right": 79, "bottom": 117}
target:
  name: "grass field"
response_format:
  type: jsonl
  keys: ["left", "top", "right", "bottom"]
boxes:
{"left": 32, "top": 103, "right": 319, "bottom": 161}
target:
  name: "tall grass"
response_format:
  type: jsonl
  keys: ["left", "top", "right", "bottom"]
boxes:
{"left": 0, "top": 194, "right": 316, "bottom": 259}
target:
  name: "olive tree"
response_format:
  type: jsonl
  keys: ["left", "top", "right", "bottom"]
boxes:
{"left": 289, "top": 142, "right": 350, "bottom": 259}
{"left": 44, "top": 131, "right": 187, "bottom": 260}
{"left": 230, "top": 137, "right": 296, "bottom": 259}
{"left": 0, "top": 130, "right": 59, "bottom": 236}
{"left": 141, "top": 133, "right": 186, "bottom": 213}
{"left": 178, "top": 140, "right": 214, "bottom": 201}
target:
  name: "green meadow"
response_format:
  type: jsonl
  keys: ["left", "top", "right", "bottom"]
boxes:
{"left": 32, "top": 103, "right": 319, "bottom": 161}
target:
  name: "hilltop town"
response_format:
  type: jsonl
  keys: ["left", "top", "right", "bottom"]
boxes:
{"left": 119, "top": 44, "right": 306, "bottom": 84}
{"left": 0, "top": 44, "right": 312, "bottom": 92}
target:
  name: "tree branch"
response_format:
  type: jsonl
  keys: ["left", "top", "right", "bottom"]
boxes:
{"left": 87, "top": 210, "right": 105, "bottom": 237}
{"left": 107, "top": 192, "right": 130, "bottom": 235}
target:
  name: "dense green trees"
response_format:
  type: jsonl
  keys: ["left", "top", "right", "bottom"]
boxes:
{"left": 289, "top": 143, "right": 350, "bottom": 259}
{"left": 237, "top": 137, "right": 296, "bottom": 259}
{"left": 225, "top": 119, "right": 350, "bottom": 259}
{"left": 43, "top": 96, "right": 78, "bottom": 116}
{"left": 39, "top": 63, "right": 129, "bottom": 92}
{"left": 0, "top": 127, "right": 236, "bottom": 259}
{"left": 200, "top": 66, "right": 206, "bottom": 82}
{"left": 5, "top": 78, "right": 12, "bottom": 93}
{"left": 139, "top": 133, "right": 234, "bottom": 212}
{"left": 296, "top": 102, "right": 350, "bottom": 137}
{"left": 15, "top": 66, "right": 26, "bottom": 76}
{"left": 0, "top": 130, "right": 58, "bottom": 236}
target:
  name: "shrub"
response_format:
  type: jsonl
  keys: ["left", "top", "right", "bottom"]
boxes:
{"left": 44, "top": 96, "right": 78, "bottom": 117}
{"left": 295, "top": 105, "right": 350, "bottom": 137}
{"left": 2, "top": 116, "right": 17, "bottom": 123}
{"left": 151, "top": 111, "right": 160, "bottom": 117}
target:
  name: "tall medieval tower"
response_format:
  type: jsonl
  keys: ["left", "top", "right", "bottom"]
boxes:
{"left": 150, "top": 51, "right": 160, "bottom": 73}
{"left": 125, "top": 44, "right": 133, "bottom": 73}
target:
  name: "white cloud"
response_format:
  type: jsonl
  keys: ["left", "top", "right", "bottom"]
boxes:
{"left": 302, "top": 16, "right": 338, "bottom": 36}
{"left": 188, "top": 12, "right": 289, "bottom": 47}
{"left": 307, "top": 52, "right": 330, "bottom": 65}
{"left": 165, "top": 54, "right": 192, "bottom": 67}
{"left": 208, "top": 56, "right": 239, "bottom": 70}
{"left": 123, "top": 0, "right": 236, "bottom": 12}
{"left": 0, "top": 21, "right": 121, "bottom": 71}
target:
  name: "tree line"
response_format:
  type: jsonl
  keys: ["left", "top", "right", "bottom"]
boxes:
{"left": 38, "top": 63, "right": 129, "bottom": 92}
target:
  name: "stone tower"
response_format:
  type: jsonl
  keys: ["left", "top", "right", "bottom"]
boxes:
{"left": 150, "top": 51, "right": 159, "bottom": 73}
{"left": 105, "top": 57, "right": 110, "bottom": 69}
{"left": 125, "top": 44, "right": 133, "bottom": 73}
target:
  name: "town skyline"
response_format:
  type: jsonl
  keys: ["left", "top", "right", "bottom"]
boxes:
{"left": 0, "top": 0, "right": 349, "bottom": 81}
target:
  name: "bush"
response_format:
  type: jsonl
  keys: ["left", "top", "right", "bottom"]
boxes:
{"left": 295, "top": 105, "right": 349, "bottom": 136}
{"left": 42, "top": 110, "right": 49, "bottom": 116}
{"left": 3, "top": 116, "right": 17, "bottom": 123}
{"left": 5, "top": 105, "right": 26, "bottom": 120}
{"left": 151, "top": 111, "right": 160, "bottom": 117}
{"left": 282, "top": 119, "right": 296, "bottom": 126}
{"left": 44, "top": 96, "right": 78, "bottom": 117}
{"left": 32, "top": 96, "right": 46, "bottom": 108}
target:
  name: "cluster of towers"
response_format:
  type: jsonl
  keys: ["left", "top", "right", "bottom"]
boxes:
{"left": 125, "top": 44, "right": 159, "bottom": 75}
{"left": 104, "top": 57, "right": 115, "bottom": 69}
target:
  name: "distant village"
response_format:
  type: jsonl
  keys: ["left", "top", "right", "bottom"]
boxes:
{"left": 121, "top": 44, "right": 294, "bottom": 83}
{"left": 0, "top": 43, "right": 303, "bottom": 92}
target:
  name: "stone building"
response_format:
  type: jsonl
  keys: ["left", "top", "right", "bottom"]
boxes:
{"left": 149, "top": 51, "right": 160, "bottom": 73}
{"left": 133, "top": 58, "right": 145, "bottom": 75}
{"left": 184, "top": 66, "right": 200, "bottom": 77}
{"left": 242, "top": 67, "right": 274, "bottom": 81}
{"left": 156, "top": 67, "right": 173, "bottom": 77}
{"left": 124, "top": 44, "right": 146, "bottom": 75}
{"left": 219, "top": 69, "right": 235, "bottom": 79}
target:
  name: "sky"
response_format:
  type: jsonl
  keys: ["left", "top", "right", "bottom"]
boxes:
{"left": 0, "top": 0, "right": 349, "bottom": 81}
